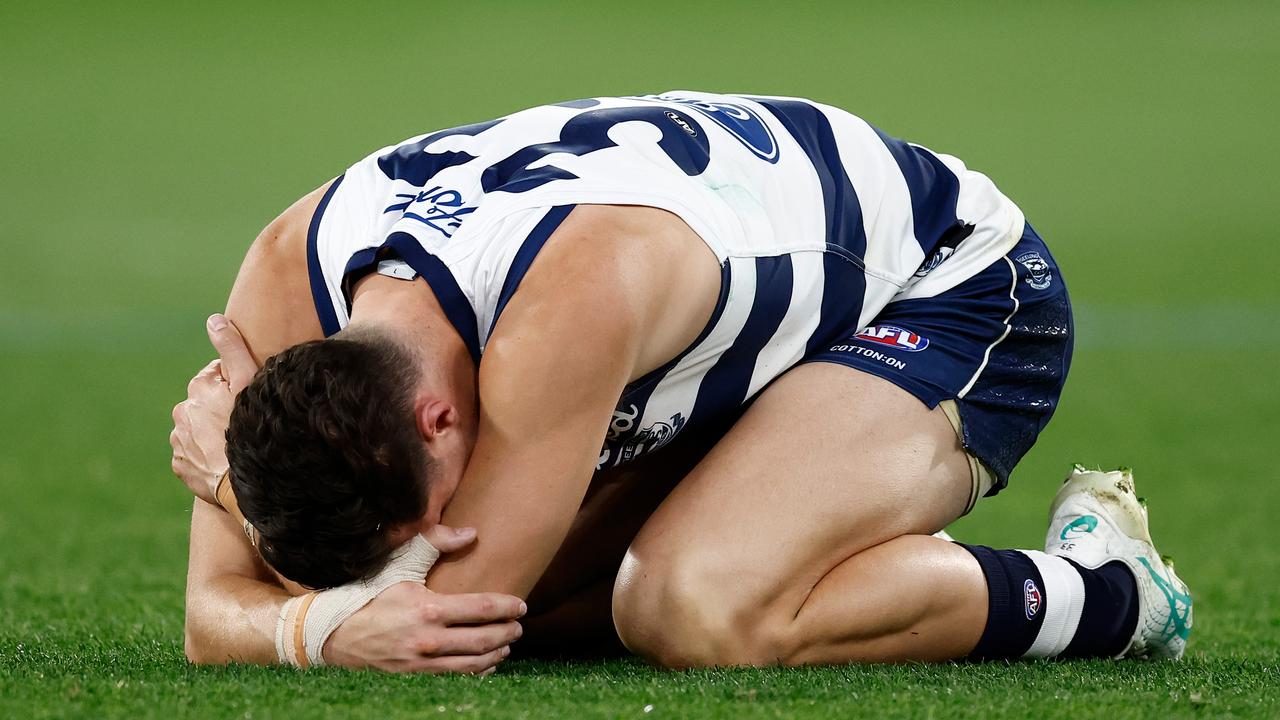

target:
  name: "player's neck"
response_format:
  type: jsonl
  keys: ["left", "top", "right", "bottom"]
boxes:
{"left": 347, "top": 274, "right": 478, "bottom": 416}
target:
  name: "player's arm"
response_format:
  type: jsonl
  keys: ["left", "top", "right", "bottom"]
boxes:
{"left": 180, "top": 181, "right": 331, "bottom": 661}
{"left": 171, "top": 183, "right": 329, "bottom": 505}
{"left": 184, "top": 491, "right": 522, "bottom": 670}
{"left": 425, "top": 208, "right": 703, "bottom": 598}
{"left": 179, "top": 183, "right": 524, "bottom": 670}
{"left": 222, "top": 184, "right": 330, "bottom": 364}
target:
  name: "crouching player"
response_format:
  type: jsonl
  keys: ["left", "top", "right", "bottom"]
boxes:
{"left": 171, "top": 90, "right": 1191, "bottom": 671}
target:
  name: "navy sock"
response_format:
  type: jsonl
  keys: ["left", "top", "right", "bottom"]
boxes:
{"left": 961, "top": 545, "right": 1047, "bottom": 660}
{"left": 1059, "top": 559, "right": 1139, "bottom": 658}
{"left": 960, "top": 544, "right": 1140, "bottom": 660}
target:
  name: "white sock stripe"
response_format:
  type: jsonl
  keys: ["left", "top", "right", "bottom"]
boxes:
{"left": 1023, "top": 550, "right": 1086, "bottom": 659}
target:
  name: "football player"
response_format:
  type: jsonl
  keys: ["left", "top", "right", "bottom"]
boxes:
{"left": 171, "top": 91, "right": 1190, "bottom": 671}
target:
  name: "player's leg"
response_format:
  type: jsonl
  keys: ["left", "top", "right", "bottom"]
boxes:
{"left": 614, "top": 224, "right": 1166, "bottom": 666}
{"left": 612, "top": 364, "right": 990, "bottom": 666}
{"left": 613, "top": 363, "right": 1147, "bottom": 667}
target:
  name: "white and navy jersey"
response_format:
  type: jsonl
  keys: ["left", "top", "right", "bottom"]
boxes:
{"left": 307, "top": 91, "right": 1027, "bottom": 470}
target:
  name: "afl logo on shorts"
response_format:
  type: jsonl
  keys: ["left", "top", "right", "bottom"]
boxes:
{"left": 855, "top": 325, "right": 930, "bottom": 352}
{"left": 1024, "top": 579, "right": 1043, "bottom": 619}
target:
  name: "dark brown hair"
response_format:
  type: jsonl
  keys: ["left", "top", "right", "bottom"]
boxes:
{"left": 226, "top": 331, "right": 430, "bottom": 588}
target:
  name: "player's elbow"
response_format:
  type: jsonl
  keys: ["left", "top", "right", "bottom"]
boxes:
{"left": 182, "top": 599, "right": 226, "bottom": 666}
{"left": 183, "top": 621, "right": 235, "bottom": 666}
{"left": 183, "top": 624, "right": 213, "bottom": 665}
{"left": 184, "top": 633, "right": 204, "bottom": 665}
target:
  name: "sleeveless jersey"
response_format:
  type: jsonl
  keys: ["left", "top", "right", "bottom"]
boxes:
{"left": 307, "top": 91, "right": 1027, "bottom": 471}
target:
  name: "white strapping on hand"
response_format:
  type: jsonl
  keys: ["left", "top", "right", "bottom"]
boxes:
{"left": 275, "top": 534, "right": 441, "bottom": 668}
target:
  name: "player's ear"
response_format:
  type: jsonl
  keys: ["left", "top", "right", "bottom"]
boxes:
{"left": 414, "top": 397, "right": 458, "bottom": 443}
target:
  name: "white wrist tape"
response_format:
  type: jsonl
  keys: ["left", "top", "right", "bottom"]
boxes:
{"left": 275, "top": 534, "right": 440, "bottom": 668}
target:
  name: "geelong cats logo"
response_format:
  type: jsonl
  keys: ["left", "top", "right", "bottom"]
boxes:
{"left": 1016, "top": 251, "right": 1053, "bottom": 290}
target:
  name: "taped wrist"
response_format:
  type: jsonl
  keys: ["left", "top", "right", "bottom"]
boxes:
{"left": 214, "top": 471, "right": 258, "bottom": 546}
{"left": 274, "top": 534, "right": 441, "bottom": 668}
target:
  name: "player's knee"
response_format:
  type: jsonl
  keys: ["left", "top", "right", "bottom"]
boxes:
{"left": 613, "top": 550, "right": 795, "bottom": 668}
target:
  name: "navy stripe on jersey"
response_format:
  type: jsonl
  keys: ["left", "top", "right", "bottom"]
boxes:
{"left": 342, "top": 247, "right": 380, "bottom": 280}
{"left": 336, "top": 246, "right": 419, "bottom": 323}
{"left": 307, "top": 175, "right": 346, "bottom": 337}
{"left": 749, "top": 98, "right": 868, "bottom": 261}
{"left": 488, "top": 205, "right": 576, "bottom": 337}
{"left": 689, "top": 256, "right": 794, "bottom": 424}
{"left": 339, "top": 246, "right": 383, "bottom": 315}
{"left": 804, "top": 253, "right": 869, "bottom": 356}
{"left": 870, "top": 127, "right": 966, "bottom": 257}
{"left": 382, "top": 232, "right": 483, "bottom": 364}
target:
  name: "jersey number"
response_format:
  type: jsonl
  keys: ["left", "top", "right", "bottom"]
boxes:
{"left": 378, "top": 106, "right": 713, "bottom": 195}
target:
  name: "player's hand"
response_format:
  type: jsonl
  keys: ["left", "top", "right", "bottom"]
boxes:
{"left": 204, "top": 313, "right": 257, "bottom": 393}
{"left": 170, "top": 358, "right": 235, "bottom": 504}
{"left": 323, "top": 525, "right": 527, "bottom": 673}
{"left": 168, "top": 315, "right": 259, "bottom": 503}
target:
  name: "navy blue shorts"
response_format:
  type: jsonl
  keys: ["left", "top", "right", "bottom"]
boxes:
{"left": 805, "top": 223, "right": 1073, "bottom": 495}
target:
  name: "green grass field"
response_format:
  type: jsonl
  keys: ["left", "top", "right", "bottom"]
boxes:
{"left": 2, "top": 1, "right": 1277, "bottom": 717}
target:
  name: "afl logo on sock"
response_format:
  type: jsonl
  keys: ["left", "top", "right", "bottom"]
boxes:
{"left": 1024, "top": 579, "right": 1043, "bottom": 619}
{"left": 855, "top": 325, "right": 929, "bottom": 352}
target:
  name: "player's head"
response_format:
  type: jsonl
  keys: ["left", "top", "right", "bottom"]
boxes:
{"left": 225, "top": 327, "right": 467, "bottom": 588}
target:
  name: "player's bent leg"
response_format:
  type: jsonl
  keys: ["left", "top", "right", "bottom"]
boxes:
{"left": 615, "top": 224, "right": 1153, "bottom": 667}
{"left": 612, "top": 367, "right": 1152, "bottom": 668}
{"left": 612, "top": 363, "right": 985, "bottom": 667}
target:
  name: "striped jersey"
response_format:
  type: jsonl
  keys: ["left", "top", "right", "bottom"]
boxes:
{"left": 307, "top": 90, "right": 1027, "bottom": 470}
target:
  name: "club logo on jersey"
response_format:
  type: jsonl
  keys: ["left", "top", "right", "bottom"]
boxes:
{"left": 1015, "top": 251, "right": 1053, "bottom": 290}
{"left": 643, "top": 95, "right": 780, "bottom": 164}
{"left": 384, "top": 186, "right": 477, "bottom": 239}
{"left": 854, "top": 325, "right": 930, "bottom": 352}
{"left": 1024, "top": 579, "right": 1043, "bottom": 619}
{"left": 606, "top": 404, "right": 642, "bottom": 440}
{"left": 598, "top": 409, "right": 687, "bottom": 469}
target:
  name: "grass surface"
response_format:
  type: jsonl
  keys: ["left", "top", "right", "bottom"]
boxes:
{"left": 2, "top": 1, "right": 1278, "bottom": 717}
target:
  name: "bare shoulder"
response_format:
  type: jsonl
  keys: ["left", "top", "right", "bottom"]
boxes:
{"left": 553, "top": 204, "right": 712, "bottom": 264}
{"left": 224, "top": 180, "right": 337, "bottom": 363}
{"left": 537, "top": 204, "right": 719, "bottom": 304}
{"left": 488, "top": 204, "right": 722, "bottom": 384}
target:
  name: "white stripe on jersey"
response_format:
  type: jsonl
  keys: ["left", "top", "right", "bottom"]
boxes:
{"left": 824, "top": 107, "right": 924, "bottom": 287}
{"left": 630, "top": 257, "right": 759, "bottom": 438}
{"left": 745, "top": 251, "right": 825, "bottom": 399}
{"left": 894, "top": 151, "right": 1025, "bottom": 302}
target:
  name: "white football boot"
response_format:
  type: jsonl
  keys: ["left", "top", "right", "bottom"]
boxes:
{"left": 1045, "top": 466, "right": 1193, "bottom": 659}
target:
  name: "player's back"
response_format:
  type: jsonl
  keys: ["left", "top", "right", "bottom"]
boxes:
{"left": 307, "top": 91, "right": 1027, "bottom": 469}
